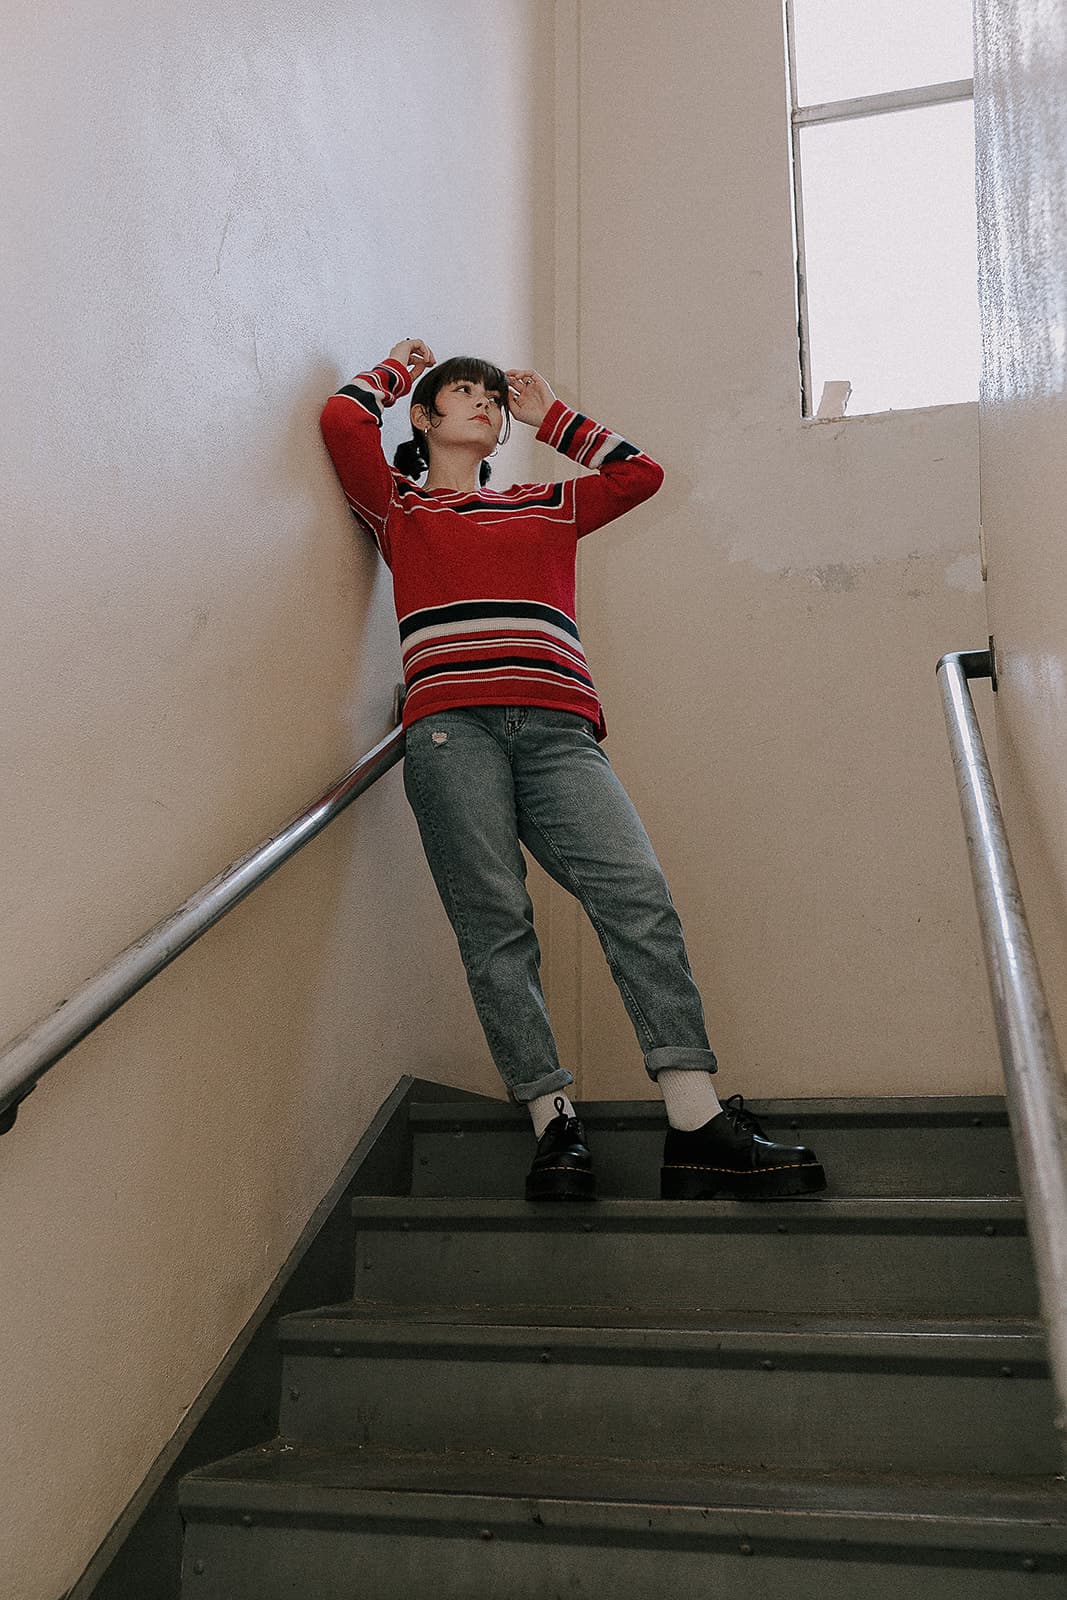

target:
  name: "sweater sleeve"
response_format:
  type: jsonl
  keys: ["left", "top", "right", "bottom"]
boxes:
{"left": 535, "top": 399, "right": 664, "bottom": 538}
{"left": 319, "top": 358, "right": 413, "bottom": 563}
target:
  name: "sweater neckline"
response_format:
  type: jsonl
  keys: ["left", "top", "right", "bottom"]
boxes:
{"left": 414, "top": 482, "right": 498, "bottom": 501}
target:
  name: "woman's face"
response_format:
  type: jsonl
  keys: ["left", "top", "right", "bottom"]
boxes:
{"left": 413, "top": 378, "right": 505, "bottom": 456}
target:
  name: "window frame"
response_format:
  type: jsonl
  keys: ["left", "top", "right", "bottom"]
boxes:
{"left": 783, "top": 0, "right": 975, "bottom": 418}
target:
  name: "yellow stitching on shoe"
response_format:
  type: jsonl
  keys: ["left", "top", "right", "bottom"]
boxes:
{"left": 661, "top": 1162, "right": 821, "bottom": 1174}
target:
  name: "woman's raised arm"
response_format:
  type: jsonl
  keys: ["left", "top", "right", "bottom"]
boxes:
{"left": 319, "top": 339, "right": 436, "bottom": 561}
{"left": 507, "top": 367, "right": 664, "bottom": 538}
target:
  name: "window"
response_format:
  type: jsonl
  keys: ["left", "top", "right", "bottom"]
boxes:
{"left": 784, "top": 0, "right": 980, "bottom": 418}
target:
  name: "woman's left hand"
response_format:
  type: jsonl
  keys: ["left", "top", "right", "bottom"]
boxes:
{"left": 505, "top": 369, "right": 556, "bottom": 428}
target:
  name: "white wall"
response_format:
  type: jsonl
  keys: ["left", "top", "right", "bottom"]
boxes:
{"left": 538, "top": 0, "right": 1000, "bottom": 1101}
{"left": 973, "top": 0, "right": 1067, "bottom": 1082}
{"left": 0, "top": 4, "right": 552, "bottom": 1595}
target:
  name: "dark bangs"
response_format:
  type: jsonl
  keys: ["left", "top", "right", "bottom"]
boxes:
{"left": 439, "top": 356, "right": 509, "bottom": 405}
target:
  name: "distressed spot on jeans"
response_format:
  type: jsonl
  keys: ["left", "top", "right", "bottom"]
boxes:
{"left": 431, "top": 732, "right": 448, "bottom": 746}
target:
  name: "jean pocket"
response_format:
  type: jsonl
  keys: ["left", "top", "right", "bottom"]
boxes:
{"left": 534, "top": 707, "right": 593, "bottom": 731}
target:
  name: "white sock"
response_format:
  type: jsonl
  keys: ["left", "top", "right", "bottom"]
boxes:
{"left": 657, "top": 1070, "right": 723, "bottom": 1131}
{"left": 528, "top": 1090, "right": 576, "bottom": 1139}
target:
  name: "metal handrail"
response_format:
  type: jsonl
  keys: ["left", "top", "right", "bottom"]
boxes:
{"left": 937, "top": 647, "right": 1067, "bottom": 1461}
{"left": 0, "top": 709, "right": 407, "bottom": 1135}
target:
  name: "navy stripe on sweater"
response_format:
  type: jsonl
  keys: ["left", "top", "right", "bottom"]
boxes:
{"left": 398, "top": 598, "right": 582, "bottom": 644}
{"left": 396, "top": 481, "right": 567, "bottom": 515}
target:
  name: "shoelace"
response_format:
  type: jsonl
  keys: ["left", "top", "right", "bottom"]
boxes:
{"left": 721, "top": 1092, "right": 766, "bottom": 1137}
{"left": 545, "top": 1095, "right": 581, "bottom": 1138}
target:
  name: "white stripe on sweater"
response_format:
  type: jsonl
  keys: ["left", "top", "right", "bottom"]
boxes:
{"left": 400, "top": 615, "right": 585, "bottom": 655}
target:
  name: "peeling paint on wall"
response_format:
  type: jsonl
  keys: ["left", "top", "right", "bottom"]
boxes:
{"left": 774, "top": 562, "right": 865, "bottom": 592}
{"left": 944, "top": 551, "right": 984, "bottom": 591}
{"left": 692, "top": 402, "right": 980, "bottom": 577}
{"left": 813, "top": 561, "right": 862, "bottom": 593}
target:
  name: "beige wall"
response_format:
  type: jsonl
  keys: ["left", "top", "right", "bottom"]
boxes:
{"left": 0, "top": 3, "right": 552, "bottom": 1596}
{"left": 973, "top": 1, "right": 1067, "bottom": 1075}
{"left": 538, "top": 0, "right": 1001, "bottom": 1100}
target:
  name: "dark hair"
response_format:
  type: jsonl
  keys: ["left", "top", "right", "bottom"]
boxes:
{"left": 393, "top": 356, "right": 512, "bottom": 488}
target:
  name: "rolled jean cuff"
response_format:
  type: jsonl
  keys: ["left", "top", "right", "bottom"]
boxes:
{"left": 644, "top": 1045, "right": 718, "bottom": 1081}
{"left": 509, "top": 1066, "right": 575, "bottom": 1104}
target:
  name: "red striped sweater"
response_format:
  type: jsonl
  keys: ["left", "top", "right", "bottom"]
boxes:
{"left": 319, "top": 357, "right": 664, "bottom": 741}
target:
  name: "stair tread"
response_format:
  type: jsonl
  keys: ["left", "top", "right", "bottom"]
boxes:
{"left": 278, "top": 1300, "right": 1046, "bottom": 1356}
{"left": 410, "top": 1095, "right": 1011, "bottom": 1128}
{"left": 180, "top": 1440, "right": 1067, "bottom": 1540}
{"left": 352, "top": 1194, "right": 1025, "bottom": 1221}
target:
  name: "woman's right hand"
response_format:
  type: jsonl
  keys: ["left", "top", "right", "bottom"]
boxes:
{"left": 388, "top": 338, "right": 436, "bottom": 380}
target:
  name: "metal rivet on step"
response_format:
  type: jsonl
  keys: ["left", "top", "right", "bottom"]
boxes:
{"left": 789, "top": 1121, "right": 799, "bottom": 1131}
{"left": 739, "top": 1541, "right": 753, "bottom": 1555}
{"left": 241, "top": 1514, "right": 254, "bottom": 1527}
{"left": 984, "top": 1224, "right": 996, "bottom": 1236}
{"left": 760, "top": 1360, "right": 775, "bottom": 1371}
{"left": 480, "top": 1528, "right": 494, "bottom": 1540}
{"left": 615, "top": 1121, "right": 627, "bottom": 1132}
{"left": 582, "top": 1221, "right": 594, "bottom": 1232}
{"left": 540, "top": 1351, "right": 551, "bottom": 1363}
{"left": 288, "top": 1388, "right": 300, "bottom": 1402}
{"left": 401, "top": 1221, "right": 411, "bottom": 1231}
{"left": 363, "top": 1260, "right": 374, "bottom": 1269}
{"left": 419, "top": 1156, "right": 430, "bottom": 1166}
{"left": 777, "top": 1223, "right": 788, "bottom": 1234}
{"left": 331, "top": 1345, "right": 344, "bottom": 1357}
{"left": 1022, "top": 1557, "right": 1037, "bottom": 1571}
{"left": 972, "top": 1117, "right": 984, "bottom": 1127}
{"left": 192, "top": 1560, "right": 205, "bottom": 1575}
{"left": 1001, "top": 1365, "right": 1014, "bottom": 1378}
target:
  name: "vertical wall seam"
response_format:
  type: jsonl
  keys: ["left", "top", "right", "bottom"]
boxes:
{"left": 574, "top": 0, "right": 585, "bottom": 1082}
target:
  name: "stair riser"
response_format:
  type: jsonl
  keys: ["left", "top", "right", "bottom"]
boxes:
{"left": 278, "top": 1348, "right": 1055, "bottom": 1476}
{"left": 352, "top": 1225, "right": 1037, "bottom": 1318}
{"left": 181, "top": 1518, "right": 1067, "bottom": 1600}
{"left": 411, "top": 1125, "right": 1019, "bottom": 1199}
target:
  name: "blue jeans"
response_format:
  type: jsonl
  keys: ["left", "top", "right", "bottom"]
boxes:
{"left": 402, "top": 705, "right": 718, "bottom": 1102}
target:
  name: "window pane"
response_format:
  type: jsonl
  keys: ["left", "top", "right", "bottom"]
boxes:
{"left": 800, "top": 99, "right": 980, "bottom": 415}
{"left": 792, "top": 0, "right": 974, "bottom": 105}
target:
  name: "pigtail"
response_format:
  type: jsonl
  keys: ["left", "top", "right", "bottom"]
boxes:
{"left": 393, "top": 435, "right": 428, "bottom": 480}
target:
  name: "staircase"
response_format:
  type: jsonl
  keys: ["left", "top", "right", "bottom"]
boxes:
{"left": 178, "top": 1095, "right": 1067, "bottom": 1596}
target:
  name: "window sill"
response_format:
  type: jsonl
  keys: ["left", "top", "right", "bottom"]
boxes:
{"left": 800, "top": 398, "right": 978, "bottom": 426}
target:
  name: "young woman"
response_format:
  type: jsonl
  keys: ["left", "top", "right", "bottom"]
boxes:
{"left": 320, "top": 338, "right": 826, "bottom": 1202}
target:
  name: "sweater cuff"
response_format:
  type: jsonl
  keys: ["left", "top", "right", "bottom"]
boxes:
{"left": 535, "top": 397, "right": 576, "bottom": 449}
{"left": 377, "top": 357, "right": 414, "bottom": 403}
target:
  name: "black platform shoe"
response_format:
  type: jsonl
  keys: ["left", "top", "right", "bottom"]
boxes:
{"left": 660, "top": 1093, "right": 827, "bottom": 1200}
{"left": 525, "top": 1096, "right": 597, "bottom": 1202}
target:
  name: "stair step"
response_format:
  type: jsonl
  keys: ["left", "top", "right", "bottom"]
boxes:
{"left": 179, "top": 1441, "right": 1067, "bottom": 1599}
{"left": 409, "top": 1097, "right": 1018, "bottom": 1199}
{"left": 280, "top": 1301, "right": 1042, "bottom": 1337}
{"left": 275, "top": 1302, "right": 1054, "bottom": 1476}
{"left": 349, "top": 1196, "right": 1036, "bottom": 1318}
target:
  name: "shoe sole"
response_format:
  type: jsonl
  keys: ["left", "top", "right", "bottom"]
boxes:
{"left": 525, "top": 1168, "right": 598, "bottom": 1202}
{"left": 660, "top": 1161, "right": 827, "bottom": 1201}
